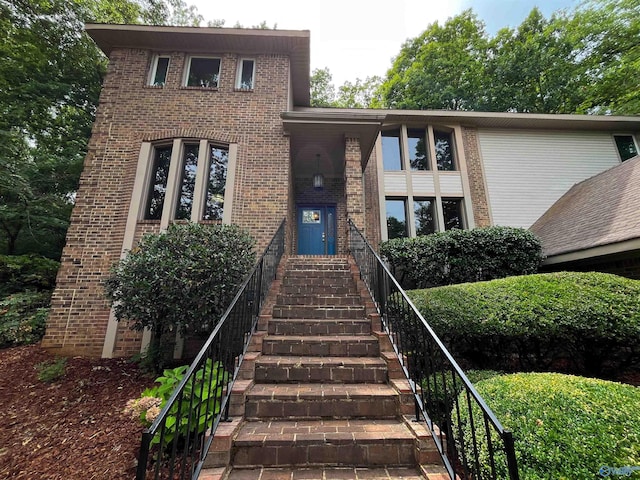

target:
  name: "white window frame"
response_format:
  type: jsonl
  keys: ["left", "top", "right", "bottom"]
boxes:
{"left": 148, "top": 55, "right": 170, "bottom": 86}
{"left": 612, "top": 134, "right": 639, "bottom": 162}
{"left": 235, "top": 58, "right": 256, "bottom": 90}
{"left": 184, "top": 56, "right": 221, "bottom": 88}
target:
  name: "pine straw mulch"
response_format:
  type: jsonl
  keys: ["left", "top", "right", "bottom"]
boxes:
{"left": 0, "top": 344, "right": 155, "bottom": 480}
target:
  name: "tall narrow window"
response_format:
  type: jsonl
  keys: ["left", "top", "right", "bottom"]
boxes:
{"left": 185, "top": 57, "right": 221, "bottom": 88}
{"left": 203, "top": 145, "right": 229, "bottom": 221}
{"left": 145, "top": 146, "right": 172, "bottom": 219}
{"left": 382, "top": 130, "right": 402, "bottom": 171}
{"left": 408, "top": 129, "right": 429, "bottom": 170}
{"left": 414, "top": 198, "right": 436, "bottom": 235}
{"left": 175, "top": 144, "right": 199, "bottom": 220}
{"left": 434, "top": 130, "right": 456, "bottom": 171}
{"left": 386, "top": 198, "right": 408, "bottom": 239}
{"left": 442, "top": 198, "right": 464, "bottom": 230}
{"left": 150, "top": 56, "right": 170, "bottom": 86}
{"left": 614, "top": 135, "right": 638, "bottom": 161}
{"left": 236, "top": 59, "right": 255, "bottom": 90}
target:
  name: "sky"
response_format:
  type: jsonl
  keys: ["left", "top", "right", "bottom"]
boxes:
{"left": 191, "top": 0, "right": 579, "bottom": 85}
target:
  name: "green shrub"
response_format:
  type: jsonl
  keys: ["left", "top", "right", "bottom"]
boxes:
{"left": 105, "top": 223, "right": 255, "bottom": 371}
{"left": 0, "top": 291, "right": 51, "bottom": 347}
{"left": 407, "top": 272, "right": 640, "bottom": 376}
{"left": 0, "top": 254, "right": 59, "bottom": 297}
{"left": 380, "top": 226, "right": 542, "bottom": 289}
{"left": 455, "top": 373, "right": 640, "bottom": 479}
{"left": 36, "top": 357, "right": 67, "bottom": 382}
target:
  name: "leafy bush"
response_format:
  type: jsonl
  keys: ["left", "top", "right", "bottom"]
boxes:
{"left": 455, "top": 373, "right": 640, "bottom": 479}
{"left": 0, "top": 291, "right": 51, "bottom": 347}
{"left": 0, "top": 254, "right": 59, "bottom": 297}
{"left": 105, "top": 223, "right": 255, "bottom": 370}
{"left": 408, "top": 272, "right": 640, "bottom": 376}
{"left": 36, "top": 357, "right": 67, "bottom": 382}
{"left": 124, "top": 359, "right": 229, "bottom": 448}
{"left": 380, "top": 226, "right": 542, "bottom": 289}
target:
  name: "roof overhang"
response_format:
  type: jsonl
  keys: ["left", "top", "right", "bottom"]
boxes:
{"left": 542, "top": 237, "right": 640, "bottom": 265}
{"left": 85, "top": 23, "right": 311, "bottom": 106}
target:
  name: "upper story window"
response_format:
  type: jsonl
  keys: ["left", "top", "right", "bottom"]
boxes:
{"left": 203, "top": 146, "right": 229, "bottom": 221}
{"left": 185, "top": 57, "right": 221, "bottom": 88}
{"left": 434, "top": 130, "right": 456, "bottom": 171}
{"left": 614, "top": 135, "right": 638, "bottom": 162}
{"left": 175, "top": 144, "right": 199, "bottom": 220}
{"left": 382, "top": 130, "right": 402, "bottom": 171}
{"left": 149, "top": 55, "right": 170, "bottom": 86}
{"left": 236, "top": 59, "right": 255, "bottom": 90}
{"left": 408, "top": 129, "right": 429, "bottom": 170}
{"left": 145, "top": 145, "right": 172, "bottom": 219}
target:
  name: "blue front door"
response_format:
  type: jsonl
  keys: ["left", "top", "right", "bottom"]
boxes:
{"left": 297, "top": 205, "right": 336, "bottom": 255}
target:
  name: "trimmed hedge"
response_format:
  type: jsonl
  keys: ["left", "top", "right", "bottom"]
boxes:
{"left": 0, "top": 254, "right": 60, "bottom": 297}
{"left": 380, "top": 226, "right": 542, "bottom": 289}
{"left": 456, "top": 373, "right": 640, "bottom": 479}
{"left": 0, "top": 291, "right": 51, "bottom": 347}
{"left": 407, "top": 272, "right": 640, "bottom": 375}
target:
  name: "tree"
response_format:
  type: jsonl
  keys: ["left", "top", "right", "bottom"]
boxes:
{"left": 335, "top": 76, "right": 383, "bottom": 109}
{"left": 310, "top": 67, "right": 337, "bottom": 107}
{"left": 380, "top": 10, "right": 489, "bottom": 111}
{"left": 105, "top": 223, "right": 255, "bottom": 370}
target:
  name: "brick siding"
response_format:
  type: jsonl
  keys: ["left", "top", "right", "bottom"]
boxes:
{"left": 461, "top": 127, "right": 491, "bottom": 227}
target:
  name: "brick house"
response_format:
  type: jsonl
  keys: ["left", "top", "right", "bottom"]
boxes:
{"left": 41, "top": 24, "right": 640, "bottom": 358}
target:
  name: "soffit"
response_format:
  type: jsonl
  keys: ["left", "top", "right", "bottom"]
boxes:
{"left": 85, "top": 23, "right": 310, "bottom": 106}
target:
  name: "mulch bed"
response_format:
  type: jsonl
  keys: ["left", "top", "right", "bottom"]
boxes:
{"left": 0, "top": 344, "right": 155, "bottom": 480}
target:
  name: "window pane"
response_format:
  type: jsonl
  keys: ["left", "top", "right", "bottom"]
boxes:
{"left": 239, "top": 59, "right": 254, "bottom": 89}
{"left": 152, "top": 57, "right": 169, "bottom": 86}
{"left": 434, "top": 130, "right": 455, "bottom": 171}
{"left": 414, "top": 198, "right": 435, "bottom": 235}
{"left": 615, "top": 135, "right": 638, "bottom": 161}
{"left": 386, "top": 199, "right": 407, "bottom": 239}
{"left": 187, "top": 58, "right": 220, "bottom": 87}
{"left": 175, "top": 145, "right": 199, "bottom": 220}
{"left": 203, "top": 146, "right": 229, "bottom": 221}
{"left": 442, "top": 198, "right": 463, "bottom": 230}
{"left": 145, "top": 146, "right": 172, "bottom": 219}
{"left": 408, "top": 129, "right": 429, "bottom": 170}
{"left": 382, "top": 130, "right": 402, "bottom": 171}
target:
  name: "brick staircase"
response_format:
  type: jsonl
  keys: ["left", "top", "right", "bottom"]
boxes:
{"left": 200, "top": 256, "right": 448, "bottom": 480}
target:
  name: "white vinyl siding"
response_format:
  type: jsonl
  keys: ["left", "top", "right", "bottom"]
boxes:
{"left": 411, "top": 173, "right": 435, "bottom": 193}
{"left": 479, "top": 130, "right": 620, "bottom": 228}
{"left": 384, "top": 172, "right": 408, "bottom": 194}
{"left": 438, "top": 173, "right": 464, "bottom": 196}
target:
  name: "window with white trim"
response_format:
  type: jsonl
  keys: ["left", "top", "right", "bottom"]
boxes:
{"left": 414, "top": 197, "right": 436, "bottom": 235}
{"left": 614, "top": 135, "right": 638, "bottom": 162}
{"left": 185, "top": 57, "right": 221, "bottom": 88}
{"left": 175, "top": 144, "right": 199, "bottom": 220}
{"left": 149, "top": 55, "right": 170, "bottom": 86}
{"left": 144, "top": 145, "right": 172, "bottom": 219}
{"left": 203, "top": 146, "right": 228, "bottom": 221}
{"left": 385, "top": 198, "right": 408, "bottom": 239}
{"left": 236, "top": 59, "right": 255, "bottom": 90}
{"left": 434, "top": 130, "right": 456, "bottom": 171}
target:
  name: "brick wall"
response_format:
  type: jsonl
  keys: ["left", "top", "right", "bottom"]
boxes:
{"left": 42, "top": 47, "right": 292, "bottom": 357}
{"left": 461, "top": 127, "right": 491, "bottom": 227}
{"left": 344, "top": 138, "right": 365, "bottom": 236}
{"left": 363, "top": 147, "right": 381, "bottom": 249}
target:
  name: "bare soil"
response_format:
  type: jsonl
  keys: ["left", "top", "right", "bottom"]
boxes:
{"left": 0, "top": 344, "right": 154, "bottom": 480}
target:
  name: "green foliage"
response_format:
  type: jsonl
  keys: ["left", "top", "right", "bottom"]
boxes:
{"left": 310, "top": 67, "right": 383, "bottom": 108}
{"left": 455, "top": 373, "right": 640, "bottom": 479}
{"left": 0, "top": 291, "right": 51, "bottom": 347}
{"left": 408, "top": 272, "right": 640, "bottom": 375}
{"left": 36, "top": 357, "right": 67, "bottom": 383}
{"left": 380, "top": 226, "right": 542, "bottom": 289}
{"left": 0, "top": 255, "right": 60, "bottom": 297}
{"left": 105, "top": 223, "right": 255, "bottom": 369}
{"left": 126, "top": 359, "right": 230, "bottom": 448}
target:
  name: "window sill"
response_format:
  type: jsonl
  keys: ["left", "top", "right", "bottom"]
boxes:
{"left": 234, "top": 87, "right": 254, "bottom": 92}
{"left": 144, "top": 84, "right": 165, "bottom": 89}
{"left": 180, "top": 86, "right": 219, "bottom": 91}
{"left": 138, "top": 219, "right": 161, "bottom": 224}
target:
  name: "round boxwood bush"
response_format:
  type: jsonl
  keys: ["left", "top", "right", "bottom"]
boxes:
{"left": 380, "top": 226, "right": 542, "bottom": 289}
{"left": 407, "top": 271, "right": 640, "bottom": 376}
{"left": 455, "top": 373, "right": 640, "bottom": 479}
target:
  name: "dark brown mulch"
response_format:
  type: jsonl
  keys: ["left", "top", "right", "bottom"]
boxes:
{"left": 0, "top": 344, "right": 155, "bottom": 480}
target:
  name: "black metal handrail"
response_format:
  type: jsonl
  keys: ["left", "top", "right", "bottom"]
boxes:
{"left": 348, "top": 219, "right": 519, "bottom": 480}
{"left": 136, "top": 219, "right": 286, "bottom": 480}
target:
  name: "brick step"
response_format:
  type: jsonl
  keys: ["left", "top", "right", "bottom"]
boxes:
{"left": 285, "top": 262, "right": 350, "bottom": 270}
{"left": 272, "top": 305, "right": 366, "bottom": 320}
{"left": 220, "top": 466, "right": 426, "bottom": 479}
{"left": 262, "top": 335, "right": 379, "bottom": 357}
{"left": 282, "top": 277, "right": 356, "bottom": 288}
{"left": 280, "top": 283, "right": 358, "bottom": 296}
{"left": 284, "top": 269, "right": 353, "bottom": 278}
{"left": 254, "top": 356, "right": 386, "bottom": 383}
{"left": 276, "top": 294, "right": 363, "bottom": 306}
{"left": 232, "top": 419, "right": 417, "bottom": 467}
{"left": 267, "top": 319, "right": 371, "bottom": 336}
{"left": 245, "top": 384, "right": 399, "bottom": 419}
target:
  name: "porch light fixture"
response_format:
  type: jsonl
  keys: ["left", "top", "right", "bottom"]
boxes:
{"left": 313, "top": 154, "right": 324, "bottom": 190}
